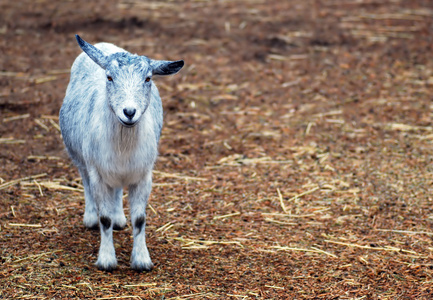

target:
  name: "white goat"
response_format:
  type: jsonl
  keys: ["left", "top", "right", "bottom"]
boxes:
{"left": 59, "top": 35, "right": 184, "bottom": 272}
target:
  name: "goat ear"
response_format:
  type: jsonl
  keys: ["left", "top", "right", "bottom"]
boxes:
{"left": 75, "top": 35, "right": 108, "bottom": 69}
{"left": 151, "top": 60, "right": 184, "bottom": 76}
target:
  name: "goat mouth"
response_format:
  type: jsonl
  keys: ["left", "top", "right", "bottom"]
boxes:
{"left": 118, "top": 118, "right": 137, "bottom": 128}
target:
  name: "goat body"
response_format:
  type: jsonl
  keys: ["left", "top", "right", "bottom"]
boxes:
{"left": 59, "top": 35, "right": 183, "bottom": 271}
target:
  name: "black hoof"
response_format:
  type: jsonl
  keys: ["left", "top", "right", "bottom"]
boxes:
{"left": 131, "top": 262, "right": 154, "bottom": 272}
{"left": 113, "top": 223, "right": 126, "bottom": 231}
{"left": 85, "top": 223, "right": 99, "bottom": 230}
{"left": 96, "top": 262, "right": 117, "bottom": 272}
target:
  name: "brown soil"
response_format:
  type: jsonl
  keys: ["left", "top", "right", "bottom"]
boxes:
{"left": 1, "top": 0, "right": 433, "bottom": 299}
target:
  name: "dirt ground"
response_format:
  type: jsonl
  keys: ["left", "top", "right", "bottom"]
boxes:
{"left": 1, "top": 0, "right": 433, "bottom": 299}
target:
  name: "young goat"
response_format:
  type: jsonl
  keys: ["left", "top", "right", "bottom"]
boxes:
{"left": 59, "top": 35, "right": 184, "bottom": 272}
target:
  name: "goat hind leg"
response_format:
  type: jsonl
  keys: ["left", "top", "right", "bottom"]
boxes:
{"left": 112, "top": 188, "right": 127, "bottom": 230}
{"left": 80, "top": 168, "right": 98, "bottom": 229}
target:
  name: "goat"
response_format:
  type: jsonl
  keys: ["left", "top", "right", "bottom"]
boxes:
{"left": 59, "top": 35, "right": 184, "bottom": 272}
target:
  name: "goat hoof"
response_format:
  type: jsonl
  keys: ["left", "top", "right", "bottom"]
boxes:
{"left": 113, "top": 223, "right": 126, "bottom": 230}
{"left": 96, "top": 259, "right": 117, "bottom": 272}
{"left": 84, "top": 213, "right": 99, "bottom": 230}
{"left": 131, "top": 261, "right": 154, "bottom": 272}
{"left": 112, "top": 214, "right": 127, "bottom": 231}
{"left": 84, "top": 222, "right": 99, "bottom": 230}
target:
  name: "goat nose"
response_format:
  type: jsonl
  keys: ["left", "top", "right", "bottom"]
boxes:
{"left": 123, "top": 108, "right": 136, "bottom": 119}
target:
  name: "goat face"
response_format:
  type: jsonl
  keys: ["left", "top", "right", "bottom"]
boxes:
{"left": 105, "top": 54, "right": 152, "bottom": 128}
{"left": 75, "top": 35, "right": 183, "bottom": 129}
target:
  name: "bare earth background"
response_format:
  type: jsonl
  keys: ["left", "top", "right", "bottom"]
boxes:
{"left": 1, "top": 0, "right": 433, "bottom": 299}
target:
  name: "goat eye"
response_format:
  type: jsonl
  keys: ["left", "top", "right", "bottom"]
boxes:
{"left": 107, "top": 76, "right": 113, "bottom": 82}
{"left": 145, "top": 77, "right": 151, "bottom": 82}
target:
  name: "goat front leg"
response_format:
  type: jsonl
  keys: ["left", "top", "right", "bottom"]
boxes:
{"left": 129, "top": 173, "right": 153, "bottom": 272}
{"left": 89, "top": 171, "right": 118, "bottom": 271}
{"left": 97, "top": 213, "right": 116, "bottom": 271}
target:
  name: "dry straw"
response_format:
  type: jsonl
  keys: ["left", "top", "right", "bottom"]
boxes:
{"left": 0, "top": 173, "right": 47, "bottom": 190}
